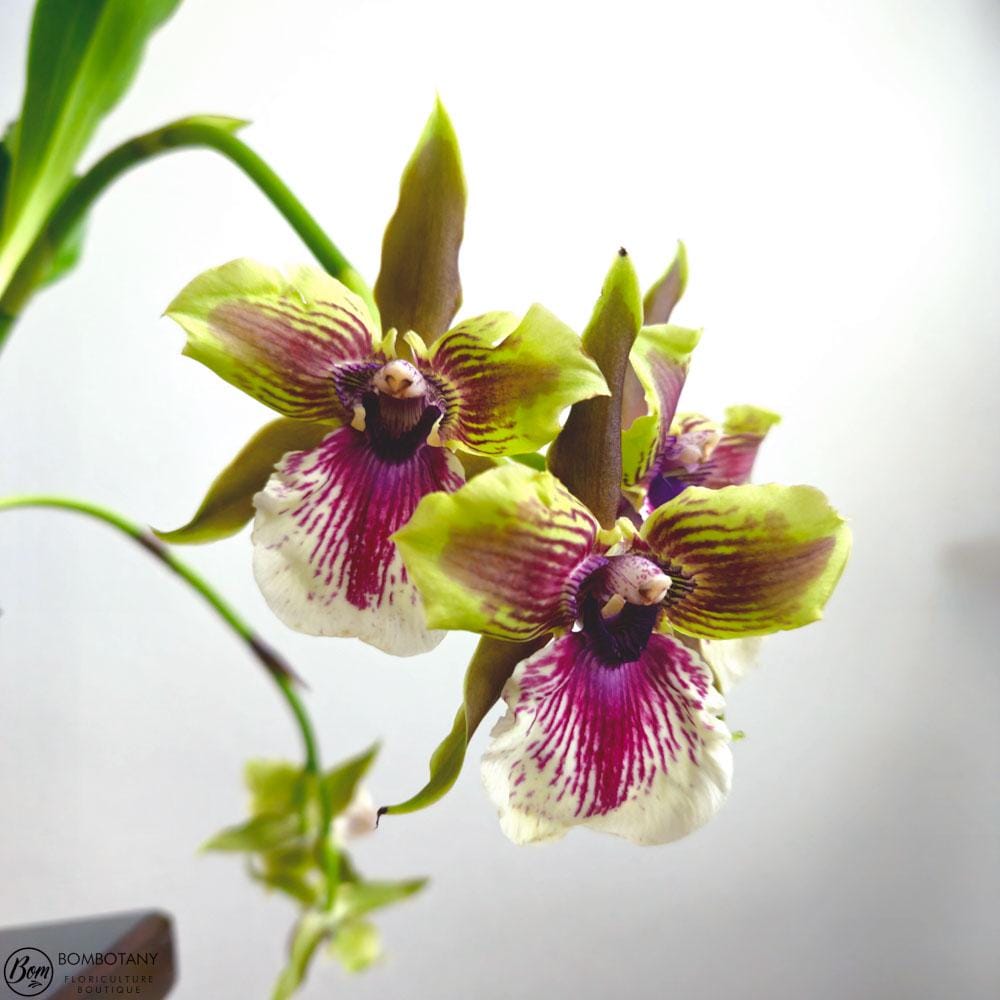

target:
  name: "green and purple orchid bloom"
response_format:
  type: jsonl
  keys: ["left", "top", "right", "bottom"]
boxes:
{"left": 163, "top": 263, "right": 606, "bottom": 655}
{"left": 394, "top": 462, "right": 850, "bottom": 845}
{"left": 159, "top": 103, "right": 608, "bottom": 655}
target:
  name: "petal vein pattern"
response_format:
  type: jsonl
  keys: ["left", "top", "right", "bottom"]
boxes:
{"left": 482, "top": 633, "right": 732, "bottom": 845}
{"left": 252, "top": 427, "right": 465, "bottom": 655}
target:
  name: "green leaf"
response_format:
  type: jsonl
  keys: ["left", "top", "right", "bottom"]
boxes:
{"left": 271, "top": 911, "right": 337, "bottom": 1000}
{"left": 324, "top": 743, "right": 379, "bottom": 817}
{"left": 378, "top": 635, "right": 541, "bottom": 816}
{"left": 201, "top": 813, "right": 300, "bottom": 853}
{"left": 329, "top": 919, "right": 381, "bottom": 974}
{"left": 547, "top": 249, "right": 643, "bottom": 526}
{"left": 0, "top": 0, "right": 182, "bottom": 291}
{"left": 374, "top": 97, "right": 466, "bottom": 343}
{"left": 333, "top": 877, "right": 427, "bottom": 922}
{"left": 642, "top": 240, "right": 688, "bottom": 324}
{"left": 156, "top": 418, "right": 334, "bottom": 545}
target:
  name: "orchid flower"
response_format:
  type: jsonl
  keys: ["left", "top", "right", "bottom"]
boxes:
{"left": 394, "top": 463, "right": 850, "bottom": 844}
{"left": 159, "top": 101, "right": 607, "bottom": 655}
{"left": 163, "top": 262, "right": 606, "bottom": 655}
{"left": 626, "top": 404, "right": 783, "bottom": 514}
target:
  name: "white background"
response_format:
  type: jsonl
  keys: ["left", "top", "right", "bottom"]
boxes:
{"left": 1, "top": 1, "right": 998, "bottom": 997}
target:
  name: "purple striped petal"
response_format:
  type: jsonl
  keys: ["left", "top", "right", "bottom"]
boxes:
{"left": 394, "top": 465, "right": 604, "bottom": 643}
{"left": 621, "top": 326, "right": 700, "bottom": 491}
{"left": 424, "top": 307, "right": 608, "bottom": 456}
{"left": 640, "top": 484, "right": 851, "bottom": 639}
{"left": 166, "top": 261, "right": 378, "bottom": 419}
{"left": 701, "top": 406, "right": 781, "bottom": 488}
{"left": 252, "top": 427, "right": 464, "bottom": 655}
{"left": 482, "top": 632, "right": 732, "bottom": 845}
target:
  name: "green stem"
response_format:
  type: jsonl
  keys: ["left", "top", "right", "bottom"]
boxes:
{"left": 0, "top": 116, "right": 375, "bottom": 353}
{"left": 0, "top": 493, "right": 338, "bottom": 904}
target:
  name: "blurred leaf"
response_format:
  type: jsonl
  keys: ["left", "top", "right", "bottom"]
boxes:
{"left": 548, "top": 250, "right": 642, "bottom": 527}
{"left": 324, "top": 742, "right": 378, "bottom": 816}
{"left": 0, "top": 125, "right": 12, "bottom": 234}
{"left": 202, "top": 813, "right": 300, "bottom": 853}
{"left": 329, "top": 919, "right": 381, "bottom": 973}
{"left": 334, "top": 878, "right": 427, "bottom": 922}
{"left": 0, "top": 0, "right": 182, "bottom": 291}
{"left": 374, "top": 97, "right": 466, "bottom": 343}
{"left": 378, "top": 636, "right": 540, "bottom": 817}
{"left": 37, "top": 212, "right": 86, "bottom": 287}
{"left": 642, "top": 240, "right": 688, "bottom": 324}
{"left": 249, "top": 863, "right": 319, "bottom": 908}
{"left": 271, "top": 911, "right": 336, "bottom": 1000}
{"left": 156, "top": 419, "right": 333, "bottom": 544}
{"left": 259, "top": 840, "right": 313, "bottom": 876}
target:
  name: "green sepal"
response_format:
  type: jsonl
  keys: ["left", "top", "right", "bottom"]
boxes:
{"left": 0, "top": 0, "right": 182, "bottom": 292}
{"left": 510, "top": 452, "right": 547, "bottom": 471}
{"left": 378, "top": 635, "right": 541, "bottom": 816}
{"left": 329, "top": 919, "right": 381, "bottom": 973}
{"left": 323, "top": 742, "right": 379, "bottom": 816}
{"left": 642, "top": 240, "right": 688, "bottom": 324}
{"left": 548, "top": 249, "right": 643, "bottom": 526}
{"left": 155, "top": 418, "right": 334, "bottom": 544}
{"left": 374, "top": 97, "right": 466, "bottom": 342}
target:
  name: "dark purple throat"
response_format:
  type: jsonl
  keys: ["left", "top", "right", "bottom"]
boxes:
{"left": 579, "top": 597, "right": 661, "bottom": 666}
{"left": 361, "top": 391, "right": 442, "bottom": 463}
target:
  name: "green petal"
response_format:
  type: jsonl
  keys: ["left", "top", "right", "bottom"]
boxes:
{"left": 374, "top": 97, "right": 466, "bottom": 342}
{"left": 548, "top": 249, "right": 643, "bottom": 526}
{"left": 165, "top": 259, "right": 378, "bottom": 418}
{"left": 723, "top": 404, "right": 782, "bottom": 436}
{"left": 428, "top": 305, "right": 608, "bottom": 456}
{"left": 642, "top": 484, "right": 851, "bottom": 638}
{"left": 377, "top": 635, "right": 542, "bottom": 817}
{"left": 393, "top": 464, "right": 600, "bottom": 641}
{"left": 642, "top": 240, "right": 688, "bottom": 324}
{"left": 155, "top": 418, "right": 334, "bottom": 544}
{"left": 621, "top": 324, "right": 701, "bottom": 490}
